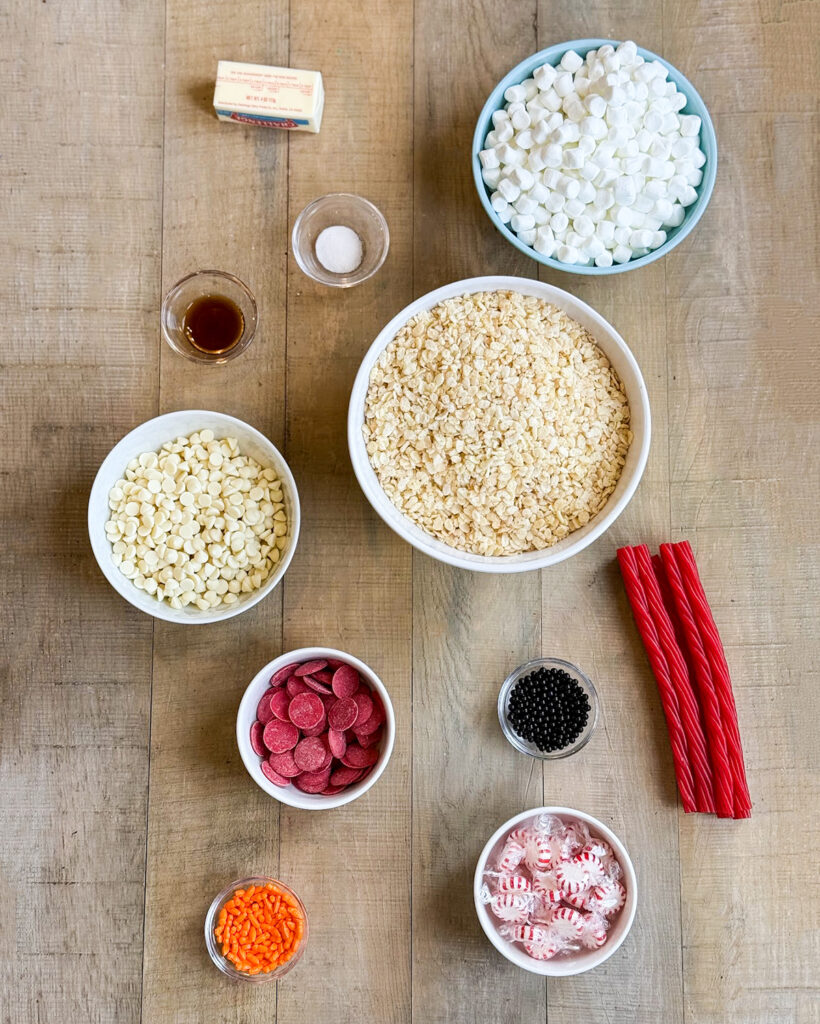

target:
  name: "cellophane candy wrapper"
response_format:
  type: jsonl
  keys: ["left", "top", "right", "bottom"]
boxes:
{"left": 482, "top": 813, "right": 627, "bottom": 961}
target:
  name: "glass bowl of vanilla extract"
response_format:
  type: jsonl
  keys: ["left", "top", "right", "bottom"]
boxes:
{"left": 161, "top": 269, "right": 257, "bottom": 364}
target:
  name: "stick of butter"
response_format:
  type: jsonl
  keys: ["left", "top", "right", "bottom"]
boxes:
{"left": 213, "top": 61, "right": 324, "bottom": 133}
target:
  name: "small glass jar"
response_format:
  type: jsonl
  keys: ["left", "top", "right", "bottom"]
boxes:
{"left": 204, "top": 876, "right": 308, "bottom": 982}
{"left": 161, "top": 270, "right": 257, "bottom": 364}
{"left": 498, "top": 657, "right": 599, "bottom": 760}
{"left": 292, "top": 193, "right": 389, "bottom": 287}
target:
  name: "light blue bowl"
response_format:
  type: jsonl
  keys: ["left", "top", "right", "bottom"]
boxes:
{"left": 472, "top": 39, "right": 718, "bottom": 275}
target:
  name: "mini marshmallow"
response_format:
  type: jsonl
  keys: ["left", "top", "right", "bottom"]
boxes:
{"left": 533, "top": 226, "right": 556, "bottom": 255}
{"left": 666, "top": 204, "right": 685, "bottom": 226}
{"left": 511, "top": 212, "right": 536, "bottom": 232}
{"left": 497, "top": 177, "right": 520, "bottom": 203}
{"left": 479, "top": 148, "right": 500, "bottom": 169}
{"left": 595, "top": 251, "right": 614, "bottom": 267}
{"left": 614, "top": 224, "right": 632, "bottom": 245}
{"left": 532, "top": 205, "right": 550, "bottom": 225}
{"left": 543, "top": 143, "right": 564, "bottom": 167}
{"left": 564, "top": 197, "right": 585, "bottom": 218}
{"left": 557, "top": 176, "right": 580, "bottom": 198}
{"left": 680, "top": 185, "right": 698, "bottom": 206}
{"left": 497, "top": 143, "right": 525, "bottom": 166}
{"left": 529, "top": 182, "right": 549, "bottom": 204}
{"left": 580, "top": 160, "right": 600, "bottom": 182}
{"left": 522, "top": 78, "right": 538, "bottom": 100}
{"left": 554, "top": 71, "right": 574, "bottom": 97}
{"left": 661, "top": 112, "right": 680, "bottom": 134}
{"left": 585, "top": 93, "right": 607, "bottom": 118}
{"left": 490, "top": 192, "right": 508, "bottom": 213}
{"left": 550, "top": 211, "right": 569, "bottom": 233}
{"left": 612, "top": 244, "right": 633, "bottom": 263}
{"left": 563, "top": 148, "right": 585, "bottom": 170}
{"left": 495, "top": 120, "right": 514, "bottom": 143}
{"left": 577, "top": 179, "right": 597, "bottom": 204}
{"left": 510, "top": 166, "right": 535, "bottom": 190}
{"left": 526, "top": 147, "right": 547, "bottom": 172}
{"left": 516, "top": 129, "right": 534, "bottom": 150}
{"left": 533, "top": 63, "right": 557, "bottom": 90}
{"left": 513, "top": 193, "right": 538, "bottom": 216}
{"left": 574, "top": 214, "right": 595, "bottom": 237}
{"left": 504, "top": 84, "right": 528, "bottom": 104}
{"left": 560, "top": 49, "right": 584, "bottom": 73}
{"left": 542, "top": 168, "right": 562, "bottom": 189}
{"left": 556, "top": 243, "right": 581, "bottom": 263}
{"left": 544, "top": 191, "right": 565, "bottom": 213}
{"left": 511, "top": 108, "right": 531, "bottom": 130}
{"left": 482, "top": 167, "right": 501, "bottom": 188}
{"left": 565, "top": 230, "right": 585, "bottom": 248}
{"left": 517, "top": 227, "right": 537, "bottom": 245}
{"left": 541, "top": 87, "right": 563, "bottom": 111}
{"left": 584, "top": 235, "right": 606, "bottom": 258}
{"left": 563, "top": 95, "right": 586, "bottom": 123}
{"left": 577, "top": 135, "right": 596, "bottom": 157}
{"left": 580, "top": 116, "right": 608, "bottom": 139}
{"left": 629, "top": 228, "right": 654, "bottom": 249}
{"left": 531, "top": 120, "right": 552, "bottom": 145}
{"left": 492, "top": 109, "right": 510, "bottom": 129}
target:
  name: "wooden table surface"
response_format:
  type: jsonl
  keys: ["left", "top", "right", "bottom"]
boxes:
{"left": 2, "top": 0, "right": 818, "bottom": 1021}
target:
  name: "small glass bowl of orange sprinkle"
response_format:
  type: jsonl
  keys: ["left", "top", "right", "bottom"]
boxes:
{"left": 205, "top": 876, "right": 308, "bottom": 982}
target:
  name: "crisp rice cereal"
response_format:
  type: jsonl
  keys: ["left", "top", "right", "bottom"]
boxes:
{"left": 363, "top": 291, "right": 632, "bottom": 556}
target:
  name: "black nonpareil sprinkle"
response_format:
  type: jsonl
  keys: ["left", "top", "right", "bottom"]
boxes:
{"left": 507, "top": 666, "right": 591, "bottom": 753}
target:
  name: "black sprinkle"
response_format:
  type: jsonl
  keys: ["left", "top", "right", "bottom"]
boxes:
{"left": 507, "top": 667, "right": 590, "bottom": 753}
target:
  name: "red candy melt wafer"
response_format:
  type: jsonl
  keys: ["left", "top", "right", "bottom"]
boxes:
{"left": 267, "top": 750, "right": 302, "bottom": 777}
{"left": 293, "top": 768, "right": 332, "bottom": 793}
{"left": 342, "top": 743, "right": 379, "bottom": 768}
{"left": 327, "top": 728, "right": 347, "bottom": 758}
{"left": 286, "top": 676, "right": 311, "bottom": 697}
{"left": 293, "top": 735, "right": 328, "bottom": 773}
{"left": 350, "top": 690, "right": 373, "bottom": 725}
{"left": 302, "top": 675, "right": 333, "bottom": 694}
{"left": 288, "top": 692, "right": 324, "bottom": 730}
{"left": 270, "top": 662, "right": 300, "bottom": 687}
{"left": 256, "top": 689, "right": 277, "bottom": 725}
{"left": 270, "top": 690, "right": 292, "bottom": 721}
{"left": 329, "top": 765, "right": 363, "bottom": 786}
{"left": 263, "top": 719, "right": 300, "bottom": 753}
{"left": 293, "top": 660, "right": 328, "bottom": 677}
{"left": 331, "top": 665, "right": 360, "bottom": 698}
{"left": 328, "top": 696, "right": 358, "bottom": 731}
{"left": 261, "top": 761, "right": 290, "bottom": 787}
{"left": 249, "top": 721, "right": 267, "bottom": 757}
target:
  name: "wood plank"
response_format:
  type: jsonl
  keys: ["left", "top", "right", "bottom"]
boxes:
{"left": 410, "top": 3, "right": 548, "bottom": 1023}
{"left": 275, "top": 1, "right": 414, "bottom": 1022}
{"left": 0, "top": 0, "right": 163, "bottom": 1018}
{"left": 140, "top": 1, "right": 291, "bottom": 1020}
{"left": 666, "top": 1, "right": 820, "bottom": 1016}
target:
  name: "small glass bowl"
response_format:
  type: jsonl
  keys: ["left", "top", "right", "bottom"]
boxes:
{"left": 498, "top": 657, "right": 599, "bottom": 760}
{"left": 204, "top": 876, "right": 308, "bottom": 982}
{"left": 161, "top": 270, "right": 257, "bottom": 364}
{"left": 292, "top": 193, "right": 389, "bottom": 287}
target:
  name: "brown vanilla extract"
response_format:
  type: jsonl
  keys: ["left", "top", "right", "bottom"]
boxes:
{"left": 182, "top": 294, "right": 244, "bottom": 354}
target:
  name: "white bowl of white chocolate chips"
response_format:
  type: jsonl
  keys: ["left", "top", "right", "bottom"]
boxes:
{"left": 88, "top": 410, "right": 300, "bottom": 623}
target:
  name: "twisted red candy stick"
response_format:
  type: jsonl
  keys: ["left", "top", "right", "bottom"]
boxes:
{"left": 634, "top": 545, "right": 716, "bottom": 813}
{"left": 658, "top": 547, "right": 735, "bottom": 818}
{"left": 617, "top": 546, "right": 696, "bottom": 813}
{"left": 672, "top": 542, "right": 752, "bottom": 817}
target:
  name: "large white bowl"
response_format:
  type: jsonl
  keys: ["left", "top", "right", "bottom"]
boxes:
{"left": 88, "top": 410, "right": 300, "bottom": 623}
{"left": 474, "top": 806, "right": 638, "bottom": 976}
{"left": 236, "top": 648, "right": 395, "bottom": 810}
{"left": 347, "top": 276, "right": 650, "bottom": 572}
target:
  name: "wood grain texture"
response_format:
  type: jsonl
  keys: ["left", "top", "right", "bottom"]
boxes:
{"left": 2, "top": 0, "right": 818, "bottom": 1021}
{"left": 140, "top": 1, "right": 290, "bottom": 1021}
{"left": 277, "top": 2, "right": 414, "bottom": 1022}
{"left": 0, "top": 0, "right": 162, "bottom": 1021}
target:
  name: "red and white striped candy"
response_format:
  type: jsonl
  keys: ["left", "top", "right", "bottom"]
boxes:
{"left": 582, "top": 838, "right": 614, "bottom": 862}
{"left": 496, "top": 873, "right": 532, "bottom": 894}
{"left": 498, "top": 839, "right": 526, "bottom": 872}
{"left": 555, "top": 857, "right": 590, "bottom": 895}
{"left": 524, "top": 937, "right": 561, "bottom": 960}
{"left": 563, "top": 824, "right": 587, "bottom": 855}
{"left": 573, "top": 850, "right": 606, "bottom": 885}
{"left": 507, "top": 826, "right": 532, "bottom": 847}
{"left": 490, "top": 891, "right": 532, "bottom": 923}
{"left": 549, "top": 834, "right": 573, "bottom": 864}
{"left": 548, "top": 906, "right": 585, "bottom": 941}
{"left": 579, "top": 912, "right": 609, "bottom": 949}
{"left": 529, "top": 894, "right": 557, "bottom": 924}
{"left": 523, "top": 832, "right": 552, "bottom": 872}
{"left": 563, "top": 887, "right": 593, "bottom": 910}
{"left": 511, "top": 923, "right": 551, "bottom": 945}
{"left": 588, "top": 879, "right": 626, "bottom": 917}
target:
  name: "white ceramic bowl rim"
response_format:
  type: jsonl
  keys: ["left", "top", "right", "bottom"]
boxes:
{"left": 474, "top": 806, "right": 638, "bottom": 976}
{"left": 348, "top": 276, "right": 651, "bottom": 572}
{"left": 236, "top": 647, "right": 396, "bottom": 810}
{"left": 88, "top": 409, "right": 301, "bottom": 623}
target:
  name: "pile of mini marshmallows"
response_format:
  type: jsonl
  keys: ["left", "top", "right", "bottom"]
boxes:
{"left": 479, "top": 41, "right": 706, "bottom": 266}
{"left": 104, "top": 430, "right": 287, "bottom": 610}
{"left": 480, "top": 813, "right": 626, "bottom": 960}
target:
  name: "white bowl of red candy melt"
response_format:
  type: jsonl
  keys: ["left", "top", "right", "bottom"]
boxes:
{"left": 474, "top": 807, "right": 637, "bottom": 976}
{"left": 237, "top": 648, "right": 395, "bottom": 810}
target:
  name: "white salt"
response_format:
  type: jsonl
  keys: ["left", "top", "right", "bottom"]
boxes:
{"left": 314, "top": 224, "right": 363, "bottom": 274}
